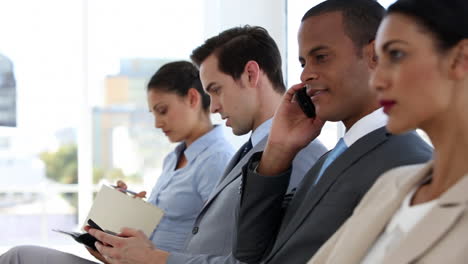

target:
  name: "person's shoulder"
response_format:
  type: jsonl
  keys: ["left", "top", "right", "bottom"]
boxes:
{"left": 383, "top": 130, "right": 433, "bottom": 156}
{"left": 379, "top": 162, "right": 429, "bottom": 184}
{"left": 355, "top": 162, "right": 430, "bottom": 211}
{"left": 292, "top": 138, "right": 328, "bottom": 167}
{"left": 389, "top": 130, "right": 429, "bottom": 145}
{"left": 208, "top": 137, "right": 235, "bottom": 155}
{"left": 198, "top": 139, "right": 235, "bottom": 163}
{"left": 304, "top": 138, "right": 328, "bottom": 153}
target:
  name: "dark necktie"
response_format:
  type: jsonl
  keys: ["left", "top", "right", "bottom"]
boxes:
{"left": 236, "top": 138, "right": 253, "bottom": 165}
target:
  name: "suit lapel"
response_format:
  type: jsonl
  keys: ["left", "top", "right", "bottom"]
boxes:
{"left": 221, "top": 142, "right": 247, "bottom": 181}
{"left": 384, "top": 172, "right": 468, "bottom": 264}
{"left": 329, "top": 163, "right": 431, "bottom": 263}
{"left": 200, "top": 137, "right": 268, "bottom": 214}
{"left": 270, "top": 127, "right": 391, "bottom": 259}
{"left": 384, "top": 206, "right": 465, "bottom": 264}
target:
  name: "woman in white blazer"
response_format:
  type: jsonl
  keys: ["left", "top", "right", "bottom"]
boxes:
{"left": 308, "top": 0, "right": 468, "bottom": 263}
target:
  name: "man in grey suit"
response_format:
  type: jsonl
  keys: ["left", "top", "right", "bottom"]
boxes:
{"left": 162, "top": 26, "right": 326, "bottom": 264}
{"left": 234, "top": 1, "right": 433, "bottom": 264}
{"left": 0, "top": 26, "right": 327, "bottom": 264}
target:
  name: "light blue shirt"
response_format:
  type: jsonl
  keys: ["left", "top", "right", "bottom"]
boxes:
{"left": 250, "top": 118, "right": 272, "bottom": 147}
{"left": 252, "top": 119, "right": 328, "bottom": 192}
{"left": 147, "top": 125, "right": 235, "bottom": 252}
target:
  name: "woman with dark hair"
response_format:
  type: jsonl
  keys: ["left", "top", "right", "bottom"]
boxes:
{"left": 124, "top": 60, "right": 234, "bottom": 253}
{"left": 115, "top": 60, "right": 234, "bottom": 252}
{"left": 308, "top": 0, "right": 468, "bottom": 263}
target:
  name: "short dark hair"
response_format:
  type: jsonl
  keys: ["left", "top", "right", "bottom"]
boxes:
{"left": 147, "top": 61, "right": 210, "bottom": 111}
{"left": 191, "top": 25, "right": 286, "bottom": 93}
{"left": 388, "top": 0, "right": 468, "bottom": 52}
{"left": 302, "top": 0, "right": 385, "bottom": 54}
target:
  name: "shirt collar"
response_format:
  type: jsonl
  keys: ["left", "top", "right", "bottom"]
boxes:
{"left": 250, "top": 118, "right": 273, "bottom": 147}
{"left": 175, "top": 125, "right": 225, "bottom": 162}
{"left": 343, "top": 108, "right": 387, "bottom": 147}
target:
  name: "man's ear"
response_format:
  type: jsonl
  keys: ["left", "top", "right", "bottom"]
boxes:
{"left": 364, "top": 40, "right": 378, "bottom": 70}
{"left": 187, "top": 87, "right": 200, "bottom": 108}
{"left": 243, "top": 60, "right": 261, "bottom": 88}
{"left": 450, "top": 39, "right": 468, "bottom": 80}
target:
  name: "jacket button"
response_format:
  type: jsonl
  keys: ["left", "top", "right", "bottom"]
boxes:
{"left": 192, "top": 227, "right": 199, "bottom": 234}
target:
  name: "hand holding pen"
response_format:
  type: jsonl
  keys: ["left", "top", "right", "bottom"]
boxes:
{"left": 112, "top": 180, "right": 147, "bottom": 199}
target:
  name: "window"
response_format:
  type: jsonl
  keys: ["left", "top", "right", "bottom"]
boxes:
{"left": 0, "top": 0, "right": 206, "bottom": 259}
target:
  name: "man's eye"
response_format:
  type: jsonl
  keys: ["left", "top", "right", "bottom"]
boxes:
{"left": 316, "top": 54, "right": 328, "bottom": 62}
{"left": 157, "top": 107, "right": 167, "bottom": 115}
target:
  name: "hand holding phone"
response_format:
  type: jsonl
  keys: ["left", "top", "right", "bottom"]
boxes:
{"left": 53, "top": 219, "right": 108, "bottom": 251}
{"left": 295, "top": 87, "right": 316, "bottom": 118}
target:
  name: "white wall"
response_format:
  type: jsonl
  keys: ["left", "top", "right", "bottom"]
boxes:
{"left": 203, "top": 0, "right": 286, "bottom": 67}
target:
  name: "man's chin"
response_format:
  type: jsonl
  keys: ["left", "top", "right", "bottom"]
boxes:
{"left": 232, "top": 129, "right": 243, "bottom": 136}
{"left": 317, "top": 109, "right": 342, "bottom": 123}
{"left": 231, "top": 127, "right": 250, "bottom": 136}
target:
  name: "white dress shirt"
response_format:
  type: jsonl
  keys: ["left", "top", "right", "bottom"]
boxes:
{"left": 343, "top": 107, "right": 388, "bottom": 147}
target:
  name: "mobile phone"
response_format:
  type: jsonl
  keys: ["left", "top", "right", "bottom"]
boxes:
{"left": 53, "top": 219, "right": 114, "bottom": 250}
{"left": 84, "top": 219, "right": 111, "bottom": 250}
{"left": 295, "top": 87, "right": 316, "bottom": 118}
{"left": 88, "top": 219, "right": 118, "bottom": 236}
{"left": 87, "top": 219, "right": 104, "bottom": 232}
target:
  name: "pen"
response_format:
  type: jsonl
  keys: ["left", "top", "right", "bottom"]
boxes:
{"left": 110, "top": 185, "right": 139, "bottom": 196}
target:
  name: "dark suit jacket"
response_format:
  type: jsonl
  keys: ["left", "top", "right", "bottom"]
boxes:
{"left": 234, "top": 127, "right": 433, "bottom": 264}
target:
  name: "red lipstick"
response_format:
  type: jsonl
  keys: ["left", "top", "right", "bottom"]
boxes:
{"left": 380, "top": 100, "right": 396, "bottom": 114}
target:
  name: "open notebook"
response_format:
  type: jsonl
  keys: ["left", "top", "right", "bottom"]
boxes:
{"left": 54, "top": 185, "right": 164, "bottom": 249}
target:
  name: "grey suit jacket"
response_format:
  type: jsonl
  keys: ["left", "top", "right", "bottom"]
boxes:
{"left": 167, "top": 138, "right": 269, "bottom": 264}
{"left": 310, "top": 162, "right": 468, "bottom": 264}
{"left": 235, "top": 127, "right": 433, "bottom": 264}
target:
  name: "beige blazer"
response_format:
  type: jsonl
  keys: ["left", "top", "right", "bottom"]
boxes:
{"left": 309, "top": 161, "right": 468, "bottom": 264}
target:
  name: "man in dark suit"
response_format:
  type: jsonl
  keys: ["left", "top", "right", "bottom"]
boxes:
{"left": 234, "top": 1, "right": 433, "bottom": 264}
